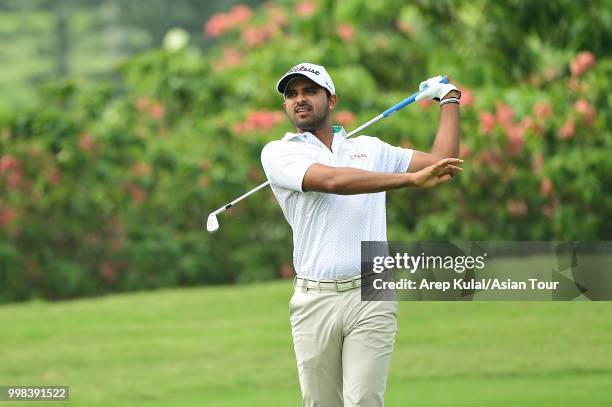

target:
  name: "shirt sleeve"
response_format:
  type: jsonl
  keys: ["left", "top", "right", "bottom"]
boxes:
{"left": 375, "top": 138, "right": 414, "bottom": 173}
{"left": 260, "top": 140, "right": 318, "bottom": 192}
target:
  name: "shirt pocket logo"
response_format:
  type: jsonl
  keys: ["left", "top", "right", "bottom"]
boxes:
{"left": 349, "top": 153, "right": 367, "bottom": 160}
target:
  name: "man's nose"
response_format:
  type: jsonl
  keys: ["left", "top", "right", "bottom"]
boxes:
{"left": 296, "top": 91, "right": 307, "bottom": 103}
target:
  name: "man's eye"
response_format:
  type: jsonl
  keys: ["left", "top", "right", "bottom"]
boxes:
{"left": 306, "top": 89, "right": 316, "bottom": 94}
{"left": 286, "top": 91, "right": 296, "bottom": 97}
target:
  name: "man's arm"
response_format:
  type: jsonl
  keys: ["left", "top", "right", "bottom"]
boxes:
{"left": 408, "top": 90, "right": 461, "bottom": 172}
{"left": 302, "top": 158, "right": 463, "bottom": 194}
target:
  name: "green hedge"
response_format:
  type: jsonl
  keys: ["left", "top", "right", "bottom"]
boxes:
{"left": 1, "top": 0, "right": 610, "bottom": 302}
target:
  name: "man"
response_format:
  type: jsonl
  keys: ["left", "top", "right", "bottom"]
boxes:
{"left": 260, "top": 62, "right": 462, "bottom": 407}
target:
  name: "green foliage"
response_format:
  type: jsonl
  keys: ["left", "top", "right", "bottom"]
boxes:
{"left": 1, "top": 0, "right": 611, "bottom": 302}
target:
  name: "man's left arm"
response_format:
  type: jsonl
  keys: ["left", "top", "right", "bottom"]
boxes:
{"left": 407, "top": 88, "right": 461, "bottom": 172}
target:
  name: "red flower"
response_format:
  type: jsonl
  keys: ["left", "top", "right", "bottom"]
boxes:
{"left": 242, "top": 26, "right": 269, "bottom": 48}
{"left": 230, "top": 5, "right": 252, "bottom": 25}
{"left": 570, "top": 51, "right": 595, "bottom": 77}
{"left": 79, "top": 132, "right": 96, "bottom": 152}
{"left": 335, "top": 110, "right": 356, "bottom": 126}
{"left": 6, "top": 170, "right": 22, "bottom": 189}
{"left": 507, "top": 200, "right": 528, "bottom": 217}
{"left": 418, "top": 99, "right": 434, "bottom": 110}
{"left": 396, "top": 20, "right": 415, "bottom": 36}
{"left": 234, "top": 110, "right": 284, "bottom": 134}
{"left": 568, "top": 78, "right": 581, "bottom": 92}
{"left": 533, "top": 101, "right": 552, "bottom": 120}
{"left": 149, "top": 103, "right": 166, "bottom": 119}
{"left": 130, "top": 162, "right": 151, "bottom": 178}
{"left": 0, "top": 155, "right": 19, "bottom": 172}
{"left": 559, "top": 119, "right": 575, "bottom": 140}
{"left": 495, "top": 102, "right": 515, "bottom": 128}
{"left": 0, "top": 207, "right": 17, "bottom": 228}
{"left": 213, "top": 46, "right": 244, "bottom": 70}
{"left": 295, "top": 0, "right": 317, "bottom": 16}
{"left": 573, "top": 99, "right": 597, "bottom": 126}
{"left": 205, "top": 13, "right": 233, "bottom": 38}
{"left": 480, "top": 150, "right": 503, "bottom": 172}
{"left": 543, "top": 205, "right": 555, "bottom": 218}
{"left": 280, "top": 262, "right": 294, "bottom": 279}
{"left": 458, "top": 86, "right": 474, "bottom": 107}
{"left": 540, "top": 177, "right": 553, "bottom": 197}
{"left": 505, "top": 127, "right": 524, "bottom": 155}
{"left": 128, "top": 184, "right": 146, "bottom": 204}
{"left": 265, "top": 4, "right": 288, "bottom": 27}
{"left": 337, "top": 23, "right": 355, "bottom": 43}
{"left": 478, "top": 111, "right": 495, "bottom": 135}
{"left": 0, "top": 155, "right": 22, "bottom": 189}
{"left": 136, "top": 96, "right": 151, "bottom": 112}
{"left": 248, "top": 110, "right": 284, "bottom": 130}
{"left": 233, "top": 122, "right": 250, "bottom": 134}
{"left": 459, "top": 144, "right": 471, "bottom": 158}
{"left": 48, "top": 167, "right": 62, "bottom": 186}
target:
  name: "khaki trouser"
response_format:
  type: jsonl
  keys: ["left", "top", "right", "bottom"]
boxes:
{"left": 289, "top": 282, "right": 398, "bottom": 407}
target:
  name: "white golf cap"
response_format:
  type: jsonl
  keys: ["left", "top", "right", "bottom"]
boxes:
{"left": 276, "top": 62, "right": 336, "bottom": 96}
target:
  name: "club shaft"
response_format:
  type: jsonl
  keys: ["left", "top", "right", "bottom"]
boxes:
{"left": 212, "top": 180, "right": 271, "bottom": 216}
{"left": 346, "top": 114, "right": 384, "bottom": 138}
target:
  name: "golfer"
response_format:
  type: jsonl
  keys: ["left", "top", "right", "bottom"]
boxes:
{"left": 260, "top": 62, "right": 462, "bottom": 407}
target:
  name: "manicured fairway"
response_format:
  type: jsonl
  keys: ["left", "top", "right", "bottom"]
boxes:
{"left": 1, "top": 281, "right": 611, "bottom": 406}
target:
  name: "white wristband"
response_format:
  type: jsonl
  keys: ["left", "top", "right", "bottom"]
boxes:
{"left": 440, "top": 97, "right": 460, "bottom": 107}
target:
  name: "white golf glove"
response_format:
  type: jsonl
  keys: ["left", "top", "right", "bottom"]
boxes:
{"left": 415, "top": 75, "right": 461, "bottom": 101}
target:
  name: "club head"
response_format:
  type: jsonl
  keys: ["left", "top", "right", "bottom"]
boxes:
{"left": 206, "top": 213, "right": 219, "bottom": 233}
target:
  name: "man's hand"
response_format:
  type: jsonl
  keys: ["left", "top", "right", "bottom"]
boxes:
{"left": 415, "top": 76, "right": 461, "bottom": 101}
{"left": 411, "top": 158, "right": 463, "bottom": 188}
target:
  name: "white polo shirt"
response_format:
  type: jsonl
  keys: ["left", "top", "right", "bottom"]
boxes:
{"left": 261, "top": 126, "right": 413, "bottom": 280}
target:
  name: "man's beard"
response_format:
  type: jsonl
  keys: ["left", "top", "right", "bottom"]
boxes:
{"left": 291, "top": 108, "right": 329, "bottom": 133}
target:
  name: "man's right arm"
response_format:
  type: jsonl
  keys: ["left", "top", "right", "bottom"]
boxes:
{"left": 302, "top": 159, "right": 463, "bottom": 194}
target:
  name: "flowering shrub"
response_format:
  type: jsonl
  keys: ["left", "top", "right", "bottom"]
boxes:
{"left": 1, "top": 0, "right": 610, "bottom": 302}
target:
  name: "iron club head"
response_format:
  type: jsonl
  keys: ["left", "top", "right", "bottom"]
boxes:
{"left": 206, "top": 213, "right": 219, "bottom": 233}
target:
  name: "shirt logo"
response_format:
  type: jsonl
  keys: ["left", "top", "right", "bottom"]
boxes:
{"left": 350, "top": 153, "right": 367, "bottom": 160}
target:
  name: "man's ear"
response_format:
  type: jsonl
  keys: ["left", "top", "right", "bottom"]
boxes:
{"left": 329, "top": 94, "right": 338, "bottom": 110}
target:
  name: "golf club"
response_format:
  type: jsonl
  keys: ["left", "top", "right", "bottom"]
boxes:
{"left": 206, "top": 75, "right": 449, "bottom": 233}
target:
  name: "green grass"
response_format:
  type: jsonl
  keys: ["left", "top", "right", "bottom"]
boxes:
{"left": 1, "top": 281, "right": 611, "bottom": 406}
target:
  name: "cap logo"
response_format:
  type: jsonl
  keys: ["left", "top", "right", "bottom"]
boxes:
{"left": 288, "top": 65, "right": 320, "bottom": 75}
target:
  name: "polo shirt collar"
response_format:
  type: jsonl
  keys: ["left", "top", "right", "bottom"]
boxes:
{"left": 281, "top": 126, "right": 347, "bottom": 142}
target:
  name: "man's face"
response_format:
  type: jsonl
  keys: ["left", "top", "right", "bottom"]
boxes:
{"left": 283, "top": 77, "right": 336, "bottom": 132}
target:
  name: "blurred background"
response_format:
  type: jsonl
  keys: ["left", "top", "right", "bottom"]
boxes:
{"left": 0, "top": 1, "right": 611, "bottom": 405}
{"left": 0, "top": 0, "right": 612, "bottom": 302}
{"left": 1, "top": 0, "right": 610, "bottom": 302}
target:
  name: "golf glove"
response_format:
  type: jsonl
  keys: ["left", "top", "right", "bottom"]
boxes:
{"left": 415, "top": 75, "right": 460, "bottom": 101}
